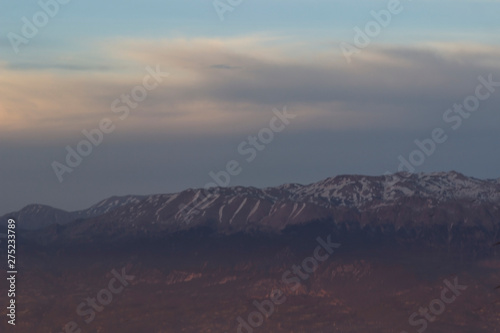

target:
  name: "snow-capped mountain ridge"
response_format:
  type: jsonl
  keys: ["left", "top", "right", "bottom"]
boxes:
{"left": 3, "top": 172, "right": 500, "bottom": 232}
{"left": 271, "top": 171, "right": 500, "bottom": 209}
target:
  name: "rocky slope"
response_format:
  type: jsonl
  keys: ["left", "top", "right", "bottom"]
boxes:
{"left": 3, "top": 172, "right": 500, "bottom": 245}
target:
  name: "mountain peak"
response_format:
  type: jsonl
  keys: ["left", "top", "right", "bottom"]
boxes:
{"left": 2, "top": 172, "right": 499, "bottom": 234}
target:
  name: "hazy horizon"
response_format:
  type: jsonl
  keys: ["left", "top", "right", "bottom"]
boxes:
{"left": 3, "top": 169, "right": 499, "bottom": 216}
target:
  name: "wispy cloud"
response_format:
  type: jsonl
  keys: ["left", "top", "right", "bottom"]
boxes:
{"left": 1, "top": 37, "right": 499, "bottom": 140}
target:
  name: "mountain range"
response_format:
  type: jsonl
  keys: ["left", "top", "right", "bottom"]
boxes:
{"left": 2, "top": 171, "right": 500, "bottom": 332}
{"left": 3, "top": 171, "right": 500, "bottom": 247}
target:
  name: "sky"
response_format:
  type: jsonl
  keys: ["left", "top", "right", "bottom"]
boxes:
{"left": 0, "top": 0, "right": 500, "bottom": 214}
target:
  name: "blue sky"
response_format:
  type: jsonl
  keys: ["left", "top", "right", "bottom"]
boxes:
{"left": 1, "top": 0, "right": 499, "bottom": 214}
{"left": 2, "top": 0, "right": 499, "bottom": 54}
